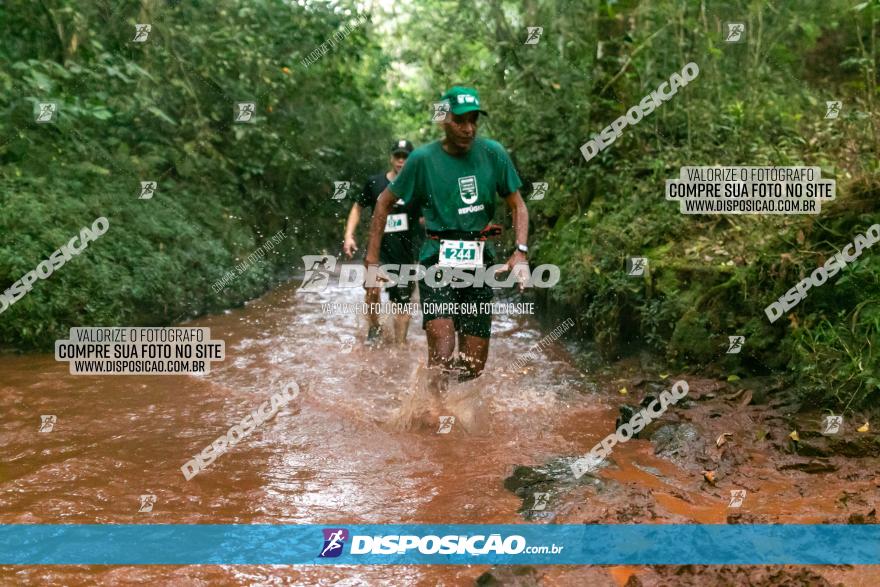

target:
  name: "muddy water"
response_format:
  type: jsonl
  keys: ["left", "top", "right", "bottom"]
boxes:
{"left": 0, "top": 282, "right": 877, "bottom": 586}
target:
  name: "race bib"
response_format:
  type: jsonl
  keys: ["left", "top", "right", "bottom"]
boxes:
{"left": 384, "top": 213, "right": 408, "bottom": 233}
{"left": 439, "top": 239, "right": 484, "bottom": 268}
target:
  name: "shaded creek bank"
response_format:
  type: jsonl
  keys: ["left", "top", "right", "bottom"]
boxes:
{"left": 0, "top": 281, "right": 878, "bottom": 585}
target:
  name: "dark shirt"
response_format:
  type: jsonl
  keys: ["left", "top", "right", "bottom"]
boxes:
{"left": 357, "top": 172, "right": 422, "bottom": 264}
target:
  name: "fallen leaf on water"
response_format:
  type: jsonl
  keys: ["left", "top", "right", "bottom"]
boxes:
{"left": 703, "top": 470, "right": 717, "bottom": 484}
{"left": 716, "top": 432, "right": 733, "bottom": 447}
{"left": 789, "top": 430, "right": 800, "bottom": 442}
{"left": 619, "top": 387, "right": 628, "bottom": 395}
{"left": 858, "top": 422, "right": 870, "bottom": 433}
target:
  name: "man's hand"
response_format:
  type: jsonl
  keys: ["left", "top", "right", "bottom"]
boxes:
{"left": 497, "top": 251, "right": 530, "bottom": 291}
{"left": 343, "top": 236, "right": 358, "bottom": 259}
{"left": 343, "top": 204, "right": 362, "bottom": 259}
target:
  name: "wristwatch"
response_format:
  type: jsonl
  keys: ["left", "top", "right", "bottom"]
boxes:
{"left": 516, "top": 243, "right": 528, "bottom": 254}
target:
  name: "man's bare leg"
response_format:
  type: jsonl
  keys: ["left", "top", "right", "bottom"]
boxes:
{"left": 392, "top": 282, "right": 416, "bottom": 344}
{"left": 364, "top": 286, "right": 381, "bottom": 337}
{"left": 393, "top": 312, "right": 411, "bottom": 344}
{"left": 457, "top": 333, "right": 489, "bottom": 381}
{"left": 425, "top": 318, "right": 456, "bottom": 394}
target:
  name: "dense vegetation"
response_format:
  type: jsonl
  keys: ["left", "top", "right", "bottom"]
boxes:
{"left": 1, "top": 0, "right": 389, "bottom": 346}
{"left": 1, "top": 0, "right": 878, "bottom": 410}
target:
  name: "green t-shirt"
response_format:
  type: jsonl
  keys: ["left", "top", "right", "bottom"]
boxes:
{"left": 388, "top": 138, "right": 522, "bottom": 264}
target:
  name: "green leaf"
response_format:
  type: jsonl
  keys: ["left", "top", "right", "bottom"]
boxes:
{"left": 28, "top": 71, "right": 53, "bottom": 91}
{"left": 147, "top": 106, "right": 177, "bottom": 125}
{"left": 71, "top": 162, "right": 111, "bottom": 175}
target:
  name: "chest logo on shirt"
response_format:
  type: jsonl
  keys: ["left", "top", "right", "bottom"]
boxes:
{"left": 458, "top": 176, "right": 479, "bottom": 204}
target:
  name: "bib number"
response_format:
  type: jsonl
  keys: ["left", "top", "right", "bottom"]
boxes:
{"left": 439, "top": 239, "right": 484, "bottom": 268}
{"left": 384, "top": 213, "right": 408, "bottom": 233}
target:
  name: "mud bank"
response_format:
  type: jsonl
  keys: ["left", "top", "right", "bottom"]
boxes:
{"left": 502, "top": 358, "right": 879, "bottom": 585}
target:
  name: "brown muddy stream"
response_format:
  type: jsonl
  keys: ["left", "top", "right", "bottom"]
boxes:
{"left": 1, "top": 281, "right": 878, "bottom": 586}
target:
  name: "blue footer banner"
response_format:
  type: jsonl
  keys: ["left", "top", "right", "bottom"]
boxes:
{"left": 2, "top": 524, "right": 879, "bottom": 565}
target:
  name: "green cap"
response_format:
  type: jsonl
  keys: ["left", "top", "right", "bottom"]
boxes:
{"left": 440, "top": 86, "right": 488, "bottom": 117}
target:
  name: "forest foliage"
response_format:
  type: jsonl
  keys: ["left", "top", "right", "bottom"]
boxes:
{"left": 1, "top": 0, "right": 390, "bottom": 346}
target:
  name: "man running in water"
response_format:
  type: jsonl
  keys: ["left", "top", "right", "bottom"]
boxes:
{"left": 365, "top": 86, "right": 529, "bottom": 389}
{"left": 343, "top": 139, "right": 421, "bottom": 343}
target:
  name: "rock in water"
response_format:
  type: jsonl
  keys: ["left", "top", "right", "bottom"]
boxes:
{"left": 616, "top": 404, "right": 638, "bottom": 435}
{"left": 651, "top": 423, "right": 705, "bottom": 464}
{"left": 476, "top": 566, "right": 540, "bottom": 586}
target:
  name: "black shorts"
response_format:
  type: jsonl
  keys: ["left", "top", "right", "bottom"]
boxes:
{"left": 419, "top": 265, "right": 493, "bottom": 338}
{"left": 386, "top": 280, "right": 415, "bottom": 305}
{"left": 380, "top": 235, "right": 417, "bottom": 306}
{"left": 380, "top": 232, "right": 418, "bottom": 268}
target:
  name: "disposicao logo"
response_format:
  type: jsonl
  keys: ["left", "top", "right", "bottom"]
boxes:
{"left": 315, "top": 530, "right": 566, "bottom": 559}
{"left": 319, "top": 528, "right": 349, "bottom": 558}
{"left": 341, "top": 533, "right": 529, "bottom": 556}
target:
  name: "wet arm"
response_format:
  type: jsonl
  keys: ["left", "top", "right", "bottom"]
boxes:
{"left": 365, "top": 188, "right": 395, "bottom": 265}
{"left": 506, "top": 190, "right": 529, "bottom": 248}
{"left": 344, "top": 203, "right": 362, "bottom": 241}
